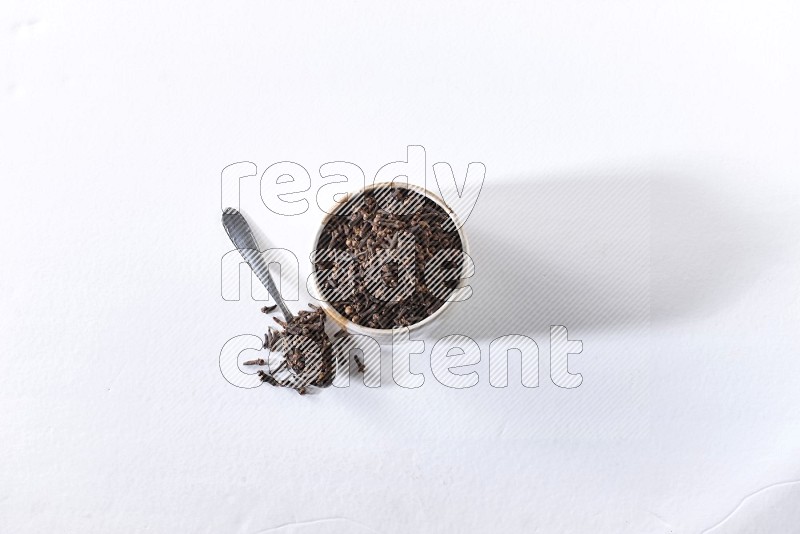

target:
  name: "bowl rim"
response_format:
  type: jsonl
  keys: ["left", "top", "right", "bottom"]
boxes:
{"left": 309, "top": 181, "right": 471, "bottom": 337}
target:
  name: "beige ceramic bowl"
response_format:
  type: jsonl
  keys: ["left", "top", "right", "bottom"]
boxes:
{"left": 310, "top": 182, "right": 470, "bottom": 339}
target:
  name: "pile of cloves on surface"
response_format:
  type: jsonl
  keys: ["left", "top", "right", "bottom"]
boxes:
{"left": 244, "top": 304, "right": 341, "bottom": 395}
{"left": 315, "top": 185, "right": 464, "bottom": 329}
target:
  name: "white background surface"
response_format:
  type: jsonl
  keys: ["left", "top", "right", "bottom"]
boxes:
{"left": 2, "top": 1, "right": 800, "bottom": 532}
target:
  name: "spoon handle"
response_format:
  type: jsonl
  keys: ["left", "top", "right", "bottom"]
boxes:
{"left": 221, "top": 207, "right": 294, "bottom": 321}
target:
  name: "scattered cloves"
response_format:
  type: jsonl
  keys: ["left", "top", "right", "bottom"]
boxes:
{"left": 354, "top": 354, "right": 365, "bottom": 374}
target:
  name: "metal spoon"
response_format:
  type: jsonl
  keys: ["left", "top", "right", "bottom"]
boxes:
{"left": 221, "top": 207, "right": 293, "bottom": 321}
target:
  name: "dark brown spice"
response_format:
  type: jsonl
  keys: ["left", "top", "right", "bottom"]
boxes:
{"left": 354, "top": 354, "right": 365, "bottom": 374}
{"left": 258, "top": 306, "right": 335, "bottom": 394}
{"left": 315, "top": 185, "right": 464, "bottom": 329}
